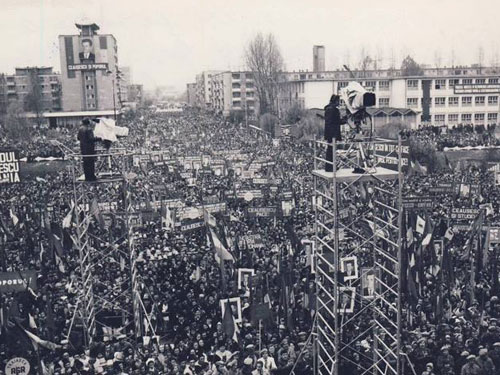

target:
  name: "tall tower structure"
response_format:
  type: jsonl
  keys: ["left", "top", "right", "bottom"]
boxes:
{"left": 312, "top": 137, "right": 404, "bottom": 375}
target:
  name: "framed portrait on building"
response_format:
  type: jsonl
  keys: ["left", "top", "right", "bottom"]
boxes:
{"left": 340, "top": 256, "right": 359, "bottom": 281}
{"left": 361, "top": 267, "right": 380, "bottom": 300}
{"left": 220, "top": 297, "right": 242, "bottom": 323}
{"left": 338, "top": 287, "right": 356, "bottom": 314}
{"left": 237, "top": 268, "right": 255, "bottom": 293}
{"left": 78, "top": 37, "right": 95, "bottom": 63}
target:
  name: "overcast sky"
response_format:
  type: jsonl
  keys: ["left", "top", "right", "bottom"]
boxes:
{"left": 1, "top": 0, "right": 499, "bottom": 92}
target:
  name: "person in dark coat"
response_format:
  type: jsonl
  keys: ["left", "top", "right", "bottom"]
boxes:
{"left": 77, "top": 118, "right": 97, "bottom": 181}
{"left": 324, "top": 94, "right": 344, "bottom": 172}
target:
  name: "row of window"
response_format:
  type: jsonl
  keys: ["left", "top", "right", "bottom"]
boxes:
{"left": 408, "top": 77, "right": 499, "bottom": 90}
{"left": 407, "top": 96, "right": 499, "bottom": 107}
{"left": 433, "top": 113, "right": 498, "bottom": 123}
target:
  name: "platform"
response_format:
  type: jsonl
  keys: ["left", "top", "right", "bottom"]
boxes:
{"left": 312, "top": 167, "right": 399, "bottom": 183}
{"left": 77, "top": 172, "right": 124, "bottom": 183}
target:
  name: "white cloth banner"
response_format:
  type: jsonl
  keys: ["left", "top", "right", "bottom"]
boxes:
{"left": 94, "top": 118, "right": 129, "bottom": 142}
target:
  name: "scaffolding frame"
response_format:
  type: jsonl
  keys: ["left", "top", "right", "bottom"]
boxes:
{"left": 67, "top": 149, "right": 143, "bottom": 348}
{"left": 312, "top": 137, "right": 403, "bottom": 375}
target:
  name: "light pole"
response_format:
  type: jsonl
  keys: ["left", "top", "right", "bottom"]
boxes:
{"left": 106, "top": 70, "right": 117, "bottom": 121}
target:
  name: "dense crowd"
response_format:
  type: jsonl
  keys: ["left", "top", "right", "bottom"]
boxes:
{"left": 0, "top": 110, "right": 499, "bottom": 375}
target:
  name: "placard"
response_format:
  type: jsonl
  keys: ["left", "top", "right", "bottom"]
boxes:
{"left": 450, "top": 208, "right": 480, "bottom": 220}
{"left": 247, "top": 207, "right": 278, "bottom": 217}
{"left": 0, "top": 150, "right": 21, "bottom": 184}
{"left": 0, "top": 271, "right": 37, "bottom": 293}
{"left": 402, "top": 197, "right": 434, "bottom": 209}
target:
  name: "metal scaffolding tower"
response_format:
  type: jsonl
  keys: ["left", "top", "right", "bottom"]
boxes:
{"left": 312, "top": 137, "right": 403, "bottom": 375}
{"left": 67, "top": 149, "right": 143, "bottom": 348}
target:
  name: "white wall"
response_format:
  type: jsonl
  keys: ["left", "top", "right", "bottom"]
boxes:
{"left": 304, "top": 81, "right": 335, "bottom": 109}
{"left": 390, "top": 79, "right": 406, "bottom": 108}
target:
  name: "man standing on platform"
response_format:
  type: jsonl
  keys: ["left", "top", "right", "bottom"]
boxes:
{"left": 78, "top": 118, "right": 97, "bottom": 181}
{"left": 324, "top": 94, "right": 344, "bottom": 172}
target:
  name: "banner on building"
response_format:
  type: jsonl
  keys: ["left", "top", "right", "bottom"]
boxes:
{"left": 68, "top": 63, "right": 108, "bottom": 71}
{"left": 0, "top": 271, "right": 37, "bottom": 293}
{"left": 0, "top": 150, "right": 21, "bottom": 184}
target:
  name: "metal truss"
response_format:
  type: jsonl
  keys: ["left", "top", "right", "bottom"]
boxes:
{"left": 312, "top": 137, "right": 403, "bottom": 375}
{"left": 67, "top": 150, "right": 143, "bottom": 348}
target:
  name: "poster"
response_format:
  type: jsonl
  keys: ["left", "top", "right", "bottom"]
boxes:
{"left": 237, "top": 268, "right": 255, "bottom": 292}
{"left": 0, "top": 150, "right": 21, "bottom": 184}
{"left": 220, "top": 297, "right": 242, "bottom": 323}
{"left": 338, "top": 287, "right": 356, "bottom": 314}
{"left": 0, "top": 271, "right": 37, "bottom": 293}
{"left": 340, "top": 256, "right": 359, "bottom": 281}
{"left": 361, "top": 268, "right": 380, "bottom": 300}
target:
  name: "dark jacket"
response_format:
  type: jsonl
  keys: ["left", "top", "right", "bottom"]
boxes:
{"left": 324, "top": 103, "right": 342, "bottom": 142}
{"left": 78, "top": 125, "right": 96, "bottom": 155}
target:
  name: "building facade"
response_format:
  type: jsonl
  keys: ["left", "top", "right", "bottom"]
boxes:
{"left": 58, "top": 22, "right": 120, "bottom": 114}
{"left": 278, "top": 66, "right": 500, "bottom": 127}
{"left": 0, "top": 67, "right": 62, "bottom": 114}
{"left": 209, "top": 71, "right": 257, "bottom": 119}
{"left": 313, "top": 45, "right": 325, "bottom": 72}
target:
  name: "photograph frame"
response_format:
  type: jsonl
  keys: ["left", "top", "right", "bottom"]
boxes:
{"left": 237, "top": 268, "right": 255, "bottom": 292}
{"left": 338, "top": 287, "right": 356, "bottom": 314}
{"left": 340, "top": 256, "right": 359, "bottom": 281}
{"left": 360, "top": 267, "right": 381, "bottom": 300}
{"left": 220, "top": 297, "right": 242, "bottom": 324}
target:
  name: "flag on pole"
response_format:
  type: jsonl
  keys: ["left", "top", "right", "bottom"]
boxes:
{"left": 222, "top": 299, "right": 239, "bottom": 343}
{"left": 29, "top": 313, "right": 37, "bottom": 329}
{"left": 203, "top": 209, "right": 216, "bottom": 227}
{"left": 90, "top": 199, "right": 105, "bottom": 229}
{"left": 444, "top": 227, "right": 454, "bottom": 241}
{"left": 21, "top": 326, "right": 60, "bottom": 351}
{"left": 421, "top": 233, "right": 432, "bottom": 247}
{"left": 54, "top": 252, "right": 66, "bottom": 273}
{"left": 210, "top": 229, "right": 234, "bottom": 264}
{"left": 416, "top": 216, "right": 425, "bottom": 235}
{"left": 62, "top": 202, "right": 74, "bottom": 229}
{"left": 9, "top": 209, "right": 19, "bottom": 226}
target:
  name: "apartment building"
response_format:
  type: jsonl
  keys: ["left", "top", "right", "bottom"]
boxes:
{"left": 0, "top": 67, "right": 62, "bottom": 114}
{"left": 209, "top": 71, "right": 257, "bottom": 118}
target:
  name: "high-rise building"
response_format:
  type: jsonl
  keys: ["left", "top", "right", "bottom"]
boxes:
{"left": 57, "top": 21, "right": 120, "bottom": 124}
{"left": 313, "top": 45, "right": 325, "bottom": 72}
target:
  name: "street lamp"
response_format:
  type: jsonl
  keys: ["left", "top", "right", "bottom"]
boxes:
{"left": 106, "top": 69, "right": 117, "bottom": 121}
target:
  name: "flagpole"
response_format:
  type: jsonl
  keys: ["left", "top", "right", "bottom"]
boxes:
{"left": 258, "top": 319, "right": 262, "bottom": 353}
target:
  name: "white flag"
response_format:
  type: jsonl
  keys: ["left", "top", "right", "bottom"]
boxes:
{"left": 416, "top": 216, "right": 425, "bottom": 235}
{"left": 10, "top": 209, "right": 19, "bottom": 226}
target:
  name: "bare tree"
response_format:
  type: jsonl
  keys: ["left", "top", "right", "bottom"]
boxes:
{"left": 4, "top": 100, "right": 31, "bottom": 141}
{"left": 245, "top": 33, "right": 284, "bottom": 116}
{"left": 401, "top": 55, "right": 424, "bottom": 76}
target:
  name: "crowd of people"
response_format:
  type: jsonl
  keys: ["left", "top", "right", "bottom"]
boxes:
{"left": 0, "top": 109, "right": 499, "bottom": 375}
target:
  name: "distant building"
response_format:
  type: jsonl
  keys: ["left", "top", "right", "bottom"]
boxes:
{"left": 210, "top": 71, "right": 257, "bottom": 119}
{"left": 118, "top": 66, "right": 131, "bottom": 104}
{"left": 127, "top": 84, "right": 143, "bottom": 105}
{"left": 313, "top": 45, "right": 325, "bottom": 72}
{"left": 186, "top": 83, "right": 197, "bottom": 106}
{"left": 195, "top": 71, "right": 222, "bottom": 108}
{"left": 278, "top": 66, "right": 500, "bottom": 127}
{"left": 0, "top": 67, "right": 61, "bottom": 114}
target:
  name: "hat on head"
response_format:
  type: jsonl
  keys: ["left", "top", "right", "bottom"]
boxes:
{"left": 426, "top": 363, "right": 433, "bottom": 369}
{"left": 467, "top": 354, "right": 476, "bottom": 360}
{"left": 461, "top": 351, "right": 470, "bottom": 357}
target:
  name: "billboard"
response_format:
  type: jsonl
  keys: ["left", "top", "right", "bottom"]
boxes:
{"left": 0, "top": 150, "right": 21, "bottom": 184}
{"left": 373, "top": 140, "right": 409, "bottom": 172}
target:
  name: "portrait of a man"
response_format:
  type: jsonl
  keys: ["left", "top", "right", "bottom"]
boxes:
{"left": 79, "top": 38, "right": 95, "bottom": 63}
{"left": 338, "top": 287, "right": 355, "bottom": 313}
{"left": 361, "top": 267, "right": 380, "bottom": 299}
{"left": 433, "top": 240, "right": 443, "bottom": 260}
{"left": 340, "top": 256, "right": 359, "bottom": 281}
